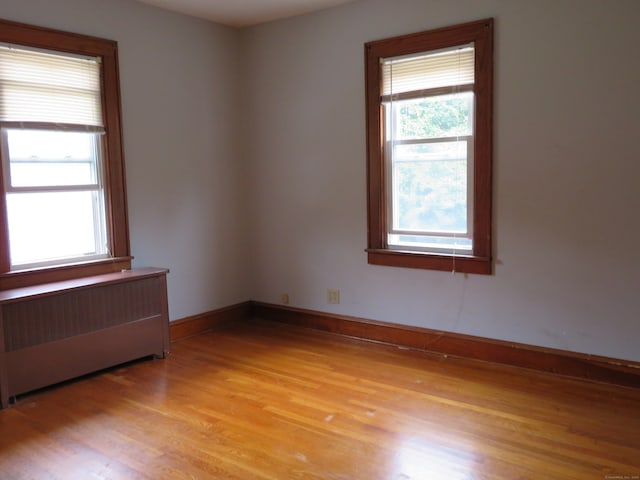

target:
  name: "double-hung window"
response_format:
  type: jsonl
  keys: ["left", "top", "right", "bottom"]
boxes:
{"left": 0, "top": 19, "right": 130, "bottom": 289}
{"left": 0, "top": 47, "right": 108, "bottom": 268}
{"left": 365, "top": 19, "right": 493, "bottom": 274}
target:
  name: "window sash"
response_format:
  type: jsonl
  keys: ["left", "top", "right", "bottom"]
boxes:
{"left": 6, "top": 190, "right": 109, "bottom": 269}
{"left": 383, "top": 89, "right": 475, "bottom": 251}
{"left": 1, "top": 127, "right": 108, "bottom": 269}
{"left": 1, "top": 128, "right": 104, "bottom": 190}
{"left": 387, "top": 234, "right": 473, "bottom": 254}
{"left": 385, "top": 135, "right": 474, "bottom": 240}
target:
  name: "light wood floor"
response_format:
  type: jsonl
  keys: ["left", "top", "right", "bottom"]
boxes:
{"left": 1, "top": 319, "right": 639, "bottom": 479}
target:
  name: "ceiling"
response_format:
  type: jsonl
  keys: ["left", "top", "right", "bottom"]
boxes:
{"left": 134, "top": 0, "right": 357, "bottom": 27}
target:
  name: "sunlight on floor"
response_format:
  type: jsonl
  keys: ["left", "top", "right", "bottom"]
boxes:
{"left": 393, "top": 437, "right": 479, "bottom": 480}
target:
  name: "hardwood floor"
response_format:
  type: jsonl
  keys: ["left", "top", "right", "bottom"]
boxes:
{"left": 1, "top": 319, "right": 639, "bottom": 479}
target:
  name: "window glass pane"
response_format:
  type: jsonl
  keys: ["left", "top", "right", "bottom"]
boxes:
{"left": 7, "top": 191, "right": 107, "bottom": 266}
{"left": 10, "top": 163, "right": 94, "bottom": 187}
{"left": 391, "top": 92, "right": 473, "bottom": 140}
{"left": 392, "top": 141, "right": 468, "bottom": 233}
{"left": 7, "top": 129, "right": 98, "bottom": 187}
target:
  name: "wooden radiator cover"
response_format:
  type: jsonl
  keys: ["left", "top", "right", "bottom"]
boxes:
{"left": 0, "top": 268, "right": 169, "bottom": 408}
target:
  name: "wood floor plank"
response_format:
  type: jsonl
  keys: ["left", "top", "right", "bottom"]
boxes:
{"left": 1, "top": 318, "right": 639, "bottom": 479}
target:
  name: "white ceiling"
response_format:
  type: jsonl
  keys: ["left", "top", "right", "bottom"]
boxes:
{"left": 135, "top": 0, "right": 357, "bottom": 27}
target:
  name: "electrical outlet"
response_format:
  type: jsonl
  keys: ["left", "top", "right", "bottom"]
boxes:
{"left": 280, "top": 293, "right": 289, "bottom": 304}
{"left": 327, "top": 289, "right": 340, "bottom": 304}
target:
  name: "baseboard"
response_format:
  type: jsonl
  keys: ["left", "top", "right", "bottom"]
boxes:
{"left": 170, "top": 302, "right": 251, "bottom": 342}
{"left": 250, "top": 302, "right": 640, "bottom": 389}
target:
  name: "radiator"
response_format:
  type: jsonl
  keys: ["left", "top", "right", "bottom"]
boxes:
{"left": 0, "top": 267, "right": 169, "bottom": 408}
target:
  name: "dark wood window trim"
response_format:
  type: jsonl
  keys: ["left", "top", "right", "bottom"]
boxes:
{"left": 0, "top": 19, "right": 131, "bottom": 289}
{"left": 365, "top": 19, "right": 493, "bottom": 274}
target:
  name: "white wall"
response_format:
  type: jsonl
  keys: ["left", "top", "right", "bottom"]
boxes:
{"left": 1, "top": 0, "right": 638, "bottom": 362}
{"left": 242, "top": 0, "right": 640, "bottom": 361}
{"left": 0, "top": 0, "right": 249, "bottom": 320}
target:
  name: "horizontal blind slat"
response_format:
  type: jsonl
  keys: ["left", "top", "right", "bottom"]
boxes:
{"left": 0, "top": 45, "right": 102, "bottom": 127}
{"left": 382, "top": 45, "right": 474, "bottom": 96}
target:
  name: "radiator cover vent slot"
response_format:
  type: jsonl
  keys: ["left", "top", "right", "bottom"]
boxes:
{"left": 3, "top": 278, "right": 161, "bottom": 351}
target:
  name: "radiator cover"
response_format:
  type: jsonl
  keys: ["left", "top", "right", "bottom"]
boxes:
{"left": 0, "top": 268, "right": 169, "bottom": 408}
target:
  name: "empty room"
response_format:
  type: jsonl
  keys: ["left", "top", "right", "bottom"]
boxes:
{"left": 0, "top": 0, "right": 639, "bottom": 478}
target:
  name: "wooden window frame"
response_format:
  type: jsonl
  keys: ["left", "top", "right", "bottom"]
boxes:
{"left": 365, "top": 19, "right": 493, "bottom": 275}
{"left": 0, "top": 19, "right": 131, "bottom": 289}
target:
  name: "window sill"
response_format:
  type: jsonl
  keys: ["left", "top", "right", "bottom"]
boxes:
{"left": 367, "top": 248, "right": 492, "bottom": 275}
{"left": 0, "top": 256, "right": 133, "bottom": 290}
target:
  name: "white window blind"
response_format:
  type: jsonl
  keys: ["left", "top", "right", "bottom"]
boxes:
{"left": 0, "top": 45, "right": 103, "bottom": 129}
{"left": 382, "top": 44, "right": 474, "bottom": 97}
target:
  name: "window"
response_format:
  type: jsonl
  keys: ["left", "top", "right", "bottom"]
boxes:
{"left": 0, "top": 19, "right": 130, "bottom": 289}
{"left": 2, "top": 129, "right": 109, "bottom": 268}
{"left": 365, "top": 19, "right": 493, "bottom": 274}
